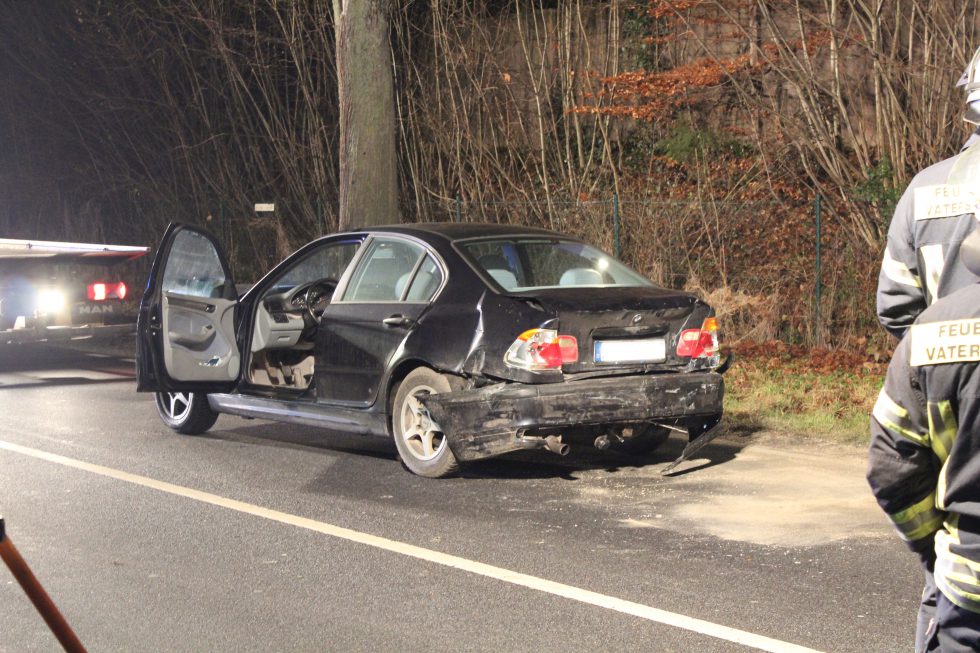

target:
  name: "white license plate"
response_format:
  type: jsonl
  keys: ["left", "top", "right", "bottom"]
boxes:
{"left": 594, "top": 338, "right": 666, "bottom": 363}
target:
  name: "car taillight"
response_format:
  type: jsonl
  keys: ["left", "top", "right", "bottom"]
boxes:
{"left": 676, "top": 317, "right": 720, "bottom": 366}
{"left": 504, "top": 328, "right": 579, "bottom": 371}
{"left": 87, "top": 282, "right": 127, "bottom": 301}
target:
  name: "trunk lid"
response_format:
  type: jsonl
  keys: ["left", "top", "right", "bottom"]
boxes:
{"left": 513, "top": 286, "right": 712, "bottom": 374}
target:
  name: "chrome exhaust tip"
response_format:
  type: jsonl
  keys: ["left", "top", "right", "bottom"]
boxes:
{"left": 543, "top": 435, "right": 570, "bottom": 456}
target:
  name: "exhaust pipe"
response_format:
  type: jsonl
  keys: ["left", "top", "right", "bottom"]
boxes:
{"left": 543, "top": 435, "right": 570, "bottom": 456}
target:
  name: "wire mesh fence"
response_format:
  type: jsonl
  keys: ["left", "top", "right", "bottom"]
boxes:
{"left": 199, "top": 193, "right": 880, "bottom": 348}
{"left": 416, "top": 194, "right": 879, "bottom": 346}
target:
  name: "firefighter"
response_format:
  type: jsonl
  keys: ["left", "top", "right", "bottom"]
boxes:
{"left": 877, "top": 48, "right": 980, "bottom": 340}
{"left": 876, "top": 51, "right": 980, "bottom": 650}
{"left": 869, "top": 217, "right": 980, "bottom": 651}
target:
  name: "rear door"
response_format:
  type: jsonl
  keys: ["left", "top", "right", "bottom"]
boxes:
{"left": 136, "top": 224, "right": 241, "bottom": 393}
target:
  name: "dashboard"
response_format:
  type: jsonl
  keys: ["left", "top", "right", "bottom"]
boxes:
{"left": 250, "top": 291, "right": 307, "bottom": 353}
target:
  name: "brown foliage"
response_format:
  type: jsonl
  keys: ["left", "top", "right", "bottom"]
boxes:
{"left": 582, "top": 26, "right": 831, "bottom": 120}
{"left": 578, "top": 0, "right": 980, "bottom": 252}
{"left": 730, "top": 340, "right": 889, "bottom": 376}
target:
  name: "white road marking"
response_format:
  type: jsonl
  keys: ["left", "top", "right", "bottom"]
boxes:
{"left": 0, "top": 439, "right": 823, "bottom": 653}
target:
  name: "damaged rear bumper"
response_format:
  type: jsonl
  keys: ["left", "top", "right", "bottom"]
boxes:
{"left": 423, "top": 371, "right": 724, "bottom": 462}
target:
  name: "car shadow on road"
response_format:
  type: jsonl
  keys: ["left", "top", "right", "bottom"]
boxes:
{"left": 200, "top": 421, "right": 401, "bottom": 463}
{"left": 0, "top": 344, "right": 135, "bottom": 388}
{"left": 1, "top": 343, "right": 116, "bottom": 367}
{"left": 209, "top": 419, "right": 761, "bottom": 482}
{"left": 461, "top": 426, "right": 760, "bottom": 480}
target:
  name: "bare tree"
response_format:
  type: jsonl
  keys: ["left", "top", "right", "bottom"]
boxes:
{"left": 333, "top": 0, "right": 399, "bottom": 229}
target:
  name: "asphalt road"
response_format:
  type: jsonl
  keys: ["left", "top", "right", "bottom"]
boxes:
{"left": 0, "top": 344, "right": 923, "bottom": 652}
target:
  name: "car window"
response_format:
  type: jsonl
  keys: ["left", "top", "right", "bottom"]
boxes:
{"left": 161, "top": 230, "right": 231, "bottom": 299}
{"left": 269, "top": 241, "right": 359, "bottom": 292}
{"left": 403, "top": 255, "right": 443, "bottom": 302}
{"left": 461, "top": 238, "right": 652, "bottom": 291}
{"left": 342, "top": 238, "right": 425, "bottom": 302}
{"left": 464, "top": 241, "right": 525, "bottom": 289}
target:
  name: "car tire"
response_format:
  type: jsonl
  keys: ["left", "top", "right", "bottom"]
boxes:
{"left": 612, "top": 424, "right": 671, "bottom": 455}
{"left": 391, "top": 368, "right": 460, "bottom": 478}
{"left": 154, "top": 392, "right": 219, "bottom": 435}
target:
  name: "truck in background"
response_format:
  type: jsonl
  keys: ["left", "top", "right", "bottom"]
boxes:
{"left": 0, "top": 238, "right": 149, "bottom": 344}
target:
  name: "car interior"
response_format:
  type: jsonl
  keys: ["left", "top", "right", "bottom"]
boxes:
{"left": 474, "top": 244, "right": 612, "bottom": 290}
{"left": 478, "top": 254, "right": 520, "bottom": 289}
{"left": 243, "top": 237, "right": 443, "bottom": 393}
{"left": 245, "top": 242, "right": 359, "bottom": 392}
{"left": 247, "top": 280, "right": 334, "bottom": 391}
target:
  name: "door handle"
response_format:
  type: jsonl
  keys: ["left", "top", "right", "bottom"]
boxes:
{"left": 382, "top": 315, "right": 414, "bottom": 328}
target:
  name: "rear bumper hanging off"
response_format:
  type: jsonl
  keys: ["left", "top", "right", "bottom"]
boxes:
{"left": 423, "top": 371, "right": 724, "bottom": 461}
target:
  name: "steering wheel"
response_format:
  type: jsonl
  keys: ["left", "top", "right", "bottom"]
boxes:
{"left": 301, "top": 278, "right": 338, "bottom": 323}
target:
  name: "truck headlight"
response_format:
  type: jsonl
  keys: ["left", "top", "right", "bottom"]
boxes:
{"left": 37, "top": 288, "right": 66, "bottom": 314}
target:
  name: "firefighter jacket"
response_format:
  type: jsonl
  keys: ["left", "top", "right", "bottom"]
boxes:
{"left": 877, "top": 140, "right": 980, "bottom": 339}
{"left": 869, "top": 282, "right": 980, "bottom": 613}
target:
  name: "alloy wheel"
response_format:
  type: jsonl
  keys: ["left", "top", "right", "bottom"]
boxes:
{"left": 160, "top": 392, "right": 192, "bottom": 422}
{"left": 398, "top": 385, "right": 447, "bottom": 461}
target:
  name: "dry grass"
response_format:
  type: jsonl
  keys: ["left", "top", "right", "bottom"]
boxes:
{"left": 685, "top": 280, "right": 780, "bottom": 343}
{"left": 722, "top": 341, "right": 887, "bottom": 445}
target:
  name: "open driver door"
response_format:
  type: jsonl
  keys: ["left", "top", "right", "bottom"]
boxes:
{"left": 136, "top": 223, "right": 241, "bottom": 394}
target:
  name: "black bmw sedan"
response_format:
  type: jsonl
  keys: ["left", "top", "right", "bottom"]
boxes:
{"left": 137, "top": 222, "right": 726, "bottom": 477}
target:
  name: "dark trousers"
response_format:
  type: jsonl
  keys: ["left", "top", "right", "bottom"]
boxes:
{"left": 917, "top": 564, "right": 938, "bottom": 653}
{"left": 924, "top": 592, "right": 980, "bottom": 652}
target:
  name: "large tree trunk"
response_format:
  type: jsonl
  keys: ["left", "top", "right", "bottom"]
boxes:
{"left": 333, "top": 0, "right": 399, "bottom": 230}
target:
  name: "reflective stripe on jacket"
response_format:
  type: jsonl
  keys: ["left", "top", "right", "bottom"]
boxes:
{"left": 869, "top": 283, "right": 980, "bottom": 613}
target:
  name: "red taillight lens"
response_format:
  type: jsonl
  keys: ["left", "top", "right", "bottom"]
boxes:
{"left": 505, "top": 329, "right": 578, "bottom": 370}
{"left": 557, "top": 335, "right": 578, "bottom": 363}
{"left": 536, "top": 341, "right": 564, "bottom": 368}
{"left": 676, "top": 317, "right": 720, "bottom": 364}
{"left": 676, "top": 329, "right": 712, "bottom": 358}
{"left": 87, "top": 281, "right": 127, "bottom": 301}
{"left": 88, "top": 283, "right": 107, "bottom": 301}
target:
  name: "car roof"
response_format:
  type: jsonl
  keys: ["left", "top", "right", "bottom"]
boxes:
{"left": 356, "top": 222, "right": 573, "bottom": 242}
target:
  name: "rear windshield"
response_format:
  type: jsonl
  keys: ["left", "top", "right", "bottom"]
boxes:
{"left": 460, "top": 238, "right": 653, "bottom": 292}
